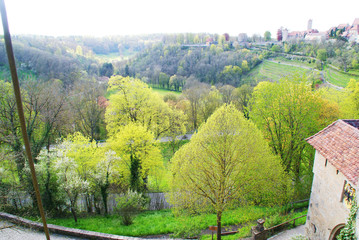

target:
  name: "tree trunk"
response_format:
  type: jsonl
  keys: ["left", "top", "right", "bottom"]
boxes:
{"left": 217, "top": 211, "right": 222, "bottom": 240}
{"left": 71, "top": 207, "right": 78, "bottom": 223}
{"left": 101, "top": 185, "right": 108, "bottom": 215}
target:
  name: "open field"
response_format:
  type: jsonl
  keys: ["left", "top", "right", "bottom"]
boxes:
{"left": 324, "top": 67, "right": 359, "bottom": 88}
{"left": 94, "top": 50, "right": 139, "bottom": 62}
{"left": 151, "top": 87, "right": 182, "bottom": 96}
{"left": 242, "top": 61, "right": 313, "bottom": 84}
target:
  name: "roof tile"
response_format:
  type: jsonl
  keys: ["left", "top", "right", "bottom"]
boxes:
{"left": 306, "top": 120, "right": 359, "bottom": 185}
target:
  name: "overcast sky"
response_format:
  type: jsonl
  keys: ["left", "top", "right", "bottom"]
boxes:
{"left": 1, "top": 0, "right": 359, "bottom": 37}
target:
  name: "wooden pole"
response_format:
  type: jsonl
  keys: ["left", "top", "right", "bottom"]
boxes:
{"left": 0, "top": 1, "right": 51, "bottom": 239}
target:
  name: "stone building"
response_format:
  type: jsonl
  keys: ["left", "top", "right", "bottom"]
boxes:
{"left": 305, "top": 119, "right": 359, "bottom": 240}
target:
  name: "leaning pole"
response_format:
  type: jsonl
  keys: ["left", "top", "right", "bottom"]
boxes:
{"left": 0, "top": 1, "right": 51, "bottom": 239}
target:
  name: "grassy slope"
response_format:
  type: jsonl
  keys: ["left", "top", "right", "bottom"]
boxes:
{"left": 324, "top": 67, "right": 359, "bottom": 88}
{"left": 242, "top": 61, "right": 311, "bottom": 84}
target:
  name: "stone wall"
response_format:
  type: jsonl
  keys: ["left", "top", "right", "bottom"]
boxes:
{"left": 305, "top": 151, "right": 350, "bottom": 240}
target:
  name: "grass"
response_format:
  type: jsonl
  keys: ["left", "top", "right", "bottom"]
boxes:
{"left": 159, "top": 140, "right": 189, "bottom": 164}
{"left": 242, "top": 61, "right": 313, "bottom": 84}
{"left": 150, "top": 87, "right": 182, "bottom": 97}
{"left": 35, "top": 203, "right": 307, "bottom": 238}
{"left": 324, "top": 67, "right": 359, "bottom": 88}
{"left": 94, "top": 50, "right": 139, "bottom": 62}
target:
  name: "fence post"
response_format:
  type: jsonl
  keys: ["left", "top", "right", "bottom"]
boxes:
{"left": 251, "top": 219, "right": 267, "bottom": 240}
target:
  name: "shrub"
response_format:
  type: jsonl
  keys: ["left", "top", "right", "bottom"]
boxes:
{"left": 116, "top": 190, "right": 149, "bottom": 225}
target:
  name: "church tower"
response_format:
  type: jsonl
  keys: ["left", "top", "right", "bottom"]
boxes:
{"left": 307, "top": 19, "right": 313, "bottom": 30}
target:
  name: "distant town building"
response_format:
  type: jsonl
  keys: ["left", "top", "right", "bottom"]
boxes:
{"left": 305, "top": 119, "right": 359, "bottom": 240}
{"left": 308, "top": 19, "right": 313, "bottom": 30}
{"left": 305, "top": 32, "right": 328, "bottom": 42}
{"left": 282, "top": 28, "right": 288, "bottom": 41}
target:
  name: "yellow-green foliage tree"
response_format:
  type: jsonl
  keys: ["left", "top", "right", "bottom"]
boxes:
{"left": 108, "top": 123, "right": 162, "bottom": 192}
{"left": 341, "top": 79, "right": 359, "bottom": 118}
{"left": 169, "top": 105, "right": 288, "bottom": 240}
{"left": 251, "top": 75, "right": 339, "bottom": 197}
{"left": 105, "top": 76, "right": 186, "bottom": 139}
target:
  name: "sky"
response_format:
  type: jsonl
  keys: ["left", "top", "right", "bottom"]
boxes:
{"left": 1, "top": 0, "right": 359, "bottom": 38}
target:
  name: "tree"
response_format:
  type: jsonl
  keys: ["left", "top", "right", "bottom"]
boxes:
{"left": 108, "top": 123, "right": 162, "bottom": 192}
{"left": 264, "top": 31, "right": 271, "bottom": 41}
{"left": 219, "top": 65, "right": 242, "bottom": 85}
{"left": 0, "top": 80, "right": 67, "bottom": 207}
{"left": 251, "top": 76, "right": 339, "bottom": 197}
{"left": 232, "top": 84, "right": 253, "bottom": 119}
{"left": 100, "top": 63, "right": 114, "bottom": 77}
{"left": 105, "top": 76, "right": 183, "bottom": 139}
{"left": 271, "top": 45, "right": 281, "bottom": 52}
{"left": 219, "top": 85, "right": 235, "bottom": 105}
{"left": 69, "top": 81, "right": 107, "bottom": 141}
{"left": 183, "top": 79, "right": 210, "bottom": 130}
{"left": 90, "top": 150, "right": 120, "bottom": 215}
{"left": 316, "top": 49, "right": 327, "bottom": 62}
{"left": 159, "top": 72, "right": 170, "bottom": 89}
{"left": 170, "top": 105, "right": 287, "bottom": 240}
{"left": 54, "top": 151, "right": 89, "bottom": 222}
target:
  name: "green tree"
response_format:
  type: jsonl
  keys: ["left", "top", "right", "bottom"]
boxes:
{"left": 108, "top": 123, "right": 162, "bottom": 192}
{"left": 271, "top": 45, "right": 281, "bottom": 52}
{"left": 220, "top": 65, "right": 242, "bottom": 85}
{"left": 159, "top": 72, "right": 170, "bottom": 89}
{"left": 264, "top": 31, "right": 271, "bottom": 41}
{"left": 251, "top": 76, "right": 339, "bottom": 197}
{"left": 232, "top": 84, "right": 253, "bottom": 119}
{"left": 105, "top": 76, "right": 184, "bottom": 139}
{"left": 170, "top": 105, "right": 288, "bottom": 240}
{"left": 316, "top": 49, "right": 327, "bottom": 62}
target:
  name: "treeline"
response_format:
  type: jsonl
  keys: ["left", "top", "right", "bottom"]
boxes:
{"left": 0, "top": 35, "right": 163, "bottom": 85}
{"left": 118, "top": 42, "right": 263, "bottom": 88}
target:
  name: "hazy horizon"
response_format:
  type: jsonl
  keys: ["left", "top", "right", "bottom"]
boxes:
{"left": 1, "top": 0, "right": 359, "bottom": 38}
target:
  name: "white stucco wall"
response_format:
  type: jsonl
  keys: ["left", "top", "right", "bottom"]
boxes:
{"left": 305, "top": 151, "right": 351, "bottom": 240}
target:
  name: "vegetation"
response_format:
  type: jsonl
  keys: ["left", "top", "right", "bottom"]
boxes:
{"left": 2, "top": 32, "right": 359, "bottom": 239}
{"left": 38, "top": 204, "right": 307, "bottom": 238}
{"left": 251, "top": 75, "right": 339, "bottom": 198}
{"left": 170, "top": 105, "right": 289, "bottom": 240}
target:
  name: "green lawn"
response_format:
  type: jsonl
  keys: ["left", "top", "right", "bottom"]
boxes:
{"left": 324, "top": 67, "right": 359, "bottom": 88}
{"left": 151, "top": 87, "right": 182, "bottom": 97}
{"left": 38, "top": 203, "right": 307, "bottom": 239}
{"left": 242, "top": 61, "right": 312, "bottom": 84}
{"left": 94, "top": 50, "right": 138, "bottom": 62}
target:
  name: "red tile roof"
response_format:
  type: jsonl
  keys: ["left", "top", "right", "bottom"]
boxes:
{"left": 306, "top": 120, "right": 359, "bottom": 185}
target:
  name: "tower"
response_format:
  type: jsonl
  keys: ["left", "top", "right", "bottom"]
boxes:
{"left": 308, "top": 19, "right": 313, "bottom": 30}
